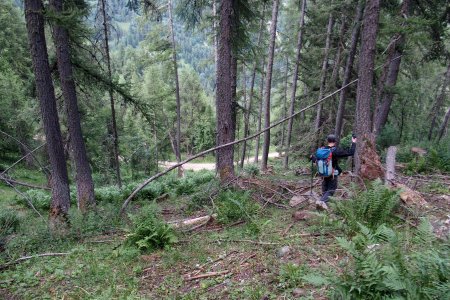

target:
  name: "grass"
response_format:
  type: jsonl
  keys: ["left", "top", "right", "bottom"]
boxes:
{"left": 0, "top": 165, "right": 448, "bottom": 299}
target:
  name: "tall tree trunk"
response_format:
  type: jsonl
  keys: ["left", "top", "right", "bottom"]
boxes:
{"left": 428, "top": 63, "right": 450, "bottom": 140}
{"left": 283, "top": 0, "right": 306, "bottom": 169}
{"left": 328, "top": 14, "right": 346, "bottom": 119}
{"left": 100, "top": 0, "right": 121, "bottom": 188}
{"left": 50, "top": 0, "right": 95, "bottom": 212}
{"left": 240, "top": 6, "right": 266, "bottom": 168}
{"left": 373, "top": 0, "right": 410, "bottom": 136}
{"left": 437, "top": 106, "right": 450, "bottom": 141}
{"left": 216, "top": 0, "right": 235, "bottom": 181}
{"left": 213, "top": 0, "right": 219, "bottom": 174}
{"left": 280, "top": 56, "right": 289, "bottom": 154}
{"left": 168, "top": 0, "right": 182, "bottom": 177}
{"left": 354, "top": 0, "right": 383, "bottom": 179}
{"left": 24, "top": 0, "right": 71, "bottom": 225}
{"left": 254, "top": 68, "right": 265, "bottom": 163}
{"left": 313, "top": 13, "right": 334, "bottom": 133}
{"left": 239, "top": 63, "right": 251, "bottom": 168}
{"left": 335, "top": 1, "right": 364, "bottom": 139}
{"left": 261, "top": 0, "right": 280, "bottom": 171}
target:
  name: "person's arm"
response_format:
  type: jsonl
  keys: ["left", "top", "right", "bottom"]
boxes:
{"left": 333, "top": 138, "right": 357, "bottom": 158}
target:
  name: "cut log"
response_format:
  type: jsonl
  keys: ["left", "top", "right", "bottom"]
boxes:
{"left": 385, "top": 146, "right": 397, "bottom": 185}
{"left": 168, "top": 214, "right": 217, "bottom": 228}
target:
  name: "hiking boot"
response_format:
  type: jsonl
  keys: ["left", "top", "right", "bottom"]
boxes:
{"left": 315, "top": 200, "right": 329, "bottom": 211}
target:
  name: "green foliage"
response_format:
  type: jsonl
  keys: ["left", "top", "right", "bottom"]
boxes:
{"left": 0, "top": 209, "right": 21, "bottom": 237}
{"left": 243, "top": 163, "right": 260, "bottom": 177}
{"left": 394, "top": 140, "right": 450, "bottom": 174}
{"left": 125, "top": 204, "right": 178, "bottom": 252}
{"left": 305, "top": 221, "right": 450, "bottom": 300}
{"left": 332, "top": 180, "right": 400, "bottom": 232}
{"left": 22, "top": 190, "right": 52, "bottom": 210}
{"left": 278, "top": 263, "right": 305, "bottom": 289}
{"left": 215, "top": 189, "right": 259, "bottom": 224}
{"left": 175, "top": 171, "right": 215, "bottom": 196}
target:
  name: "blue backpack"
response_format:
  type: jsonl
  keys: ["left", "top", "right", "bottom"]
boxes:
{"left": 315, "top": 147, "right": 335, "bottom": 177}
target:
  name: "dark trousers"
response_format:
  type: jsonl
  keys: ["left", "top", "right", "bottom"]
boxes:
{"left": 320, "top": 176, "right": 338, "bottom": 203}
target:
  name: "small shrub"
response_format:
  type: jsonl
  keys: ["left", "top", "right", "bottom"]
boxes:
{"left": 125, "top": 204, "right": 178, "bottom": 252}
{"left": 22, "top": 190, "right": 51, "bottom": 210}
{"left": 243, "top": 163, "right": 260, "bottom": 177}
{"left": 95, "top": 186, "right": 122, "bottom": 203}
{"left": 215, "top": 190, "right": 259, "bottom": 224}
{"left": 332, "top": 179, "right": 399, "bottom": 233}
{"left": 278, "top": 263, "right": 305, "bottom": 289}
{"left": 0, "top": 209, "right": 21, "bottom": 236}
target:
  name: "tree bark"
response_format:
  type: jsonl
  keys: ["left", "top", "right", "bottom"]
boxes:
{"left": 314, "top": 13, "right": 334, "bottom": 133}
{"left": 335, "top": 1, "right": 364, "bottom": 139}
{"left": 354, "top": 0, "right": 384, "bottom": 179}
{"left": 283, "top": 0, "right": 306, "bottom": 169}
{"left": 24, "top": 0, "right": 71, "bottom": 226}
{"left": 328, "top": 14, "right": 346, "bottom": 121}
{"left": 216, "top": 0, "right": 235, "bottom": 181}
{"left": 254, "top": 66, "right": 265, "bottom": 163}
{"left": 373, "top": 0, "right": 410, "bottom": 136}
{"left": 428, "top": 63, "right": 450, "bottom": 140}
{"left": 100, "top": 0, "right": 122, "bottom": 188}
{"left": 385, "top": 146, "right": 397, "bottom": 185}
{"left": 280, "top": 56, "right": 289, "bottom": 154}
{"left": 168, "top": 0, "right": 182, "bottom": 177}
{"left": 51, "top": 0, "right": 95, "bottom": 212}
{"left": 261, "top": 0, "right": 280, "bottom": 171}
{"left": 437, "top": 106, "right": 450, "bottom": 141}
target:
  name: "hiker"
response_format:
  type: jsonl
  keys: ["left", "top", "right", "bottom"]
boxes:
{"left": 310, "top": 134, "right": 357, "bottom": 210}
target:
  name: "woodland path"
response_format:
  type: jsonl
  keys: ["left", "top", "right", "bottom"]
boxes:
{"left": 160, "top": 152, "right": 281, "bottom": 171}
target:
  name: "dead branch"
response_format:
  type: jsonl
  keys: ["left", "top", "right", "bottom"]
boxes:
{"left": 0, "top": 253, "right": 69, "bottom": 271}
{"left": 169, "top": 214, "right": 217, "bottom": 228}
{"left": 120, "top": 79, "right": 359, "bottom": 215}
{"left": 239, "top": 253, "right": 256, "bottom": 265}
{"left": 1, "top": 144, "right": 46, "bottom": 175}
{"left": 282, "top": 223, "right": 295, "bottom": 236}
{"left": 0, "top": 130, "right": 49, "bottom": 176}
{"left": 0, "top": 174, "right": 50, "bottom": 190}
{"left": 184, "top": 270, "right": 230, "bottom": 281}
{"left": 216, "top": 239, "right": 280, "bottom": 245}
{"left": 0, "top": 176, "right": 43, "bottom": 219}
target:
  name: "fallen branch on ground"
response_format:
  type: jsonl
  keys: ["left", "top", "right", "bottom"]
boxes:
{"left": 216, "top": 239, "right": 279, "bottom": 245}
{"left": 184, "top": 270, "right": 230, "bottom": 281}
{"left": 0, "top": 253, "right": 69, "bottom": 271}
{"left": 0, "top": 174, "right": 50, "bottom": 190}
{"left": 168, "top": 214, "right": 217, "bottom": 228}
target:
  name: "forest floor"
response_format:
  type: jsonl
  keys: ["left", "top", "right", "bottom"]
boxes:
{"left": 0, "top": 157, "right": 449, "bottom": 299}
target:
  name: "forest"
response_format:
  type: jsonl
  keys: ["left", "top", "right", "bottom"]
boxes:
{"left": 0, "top": 0, "right": 449, "bottom": 298}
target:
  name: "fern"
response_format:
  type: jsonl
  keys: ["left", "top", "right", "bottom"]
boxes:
{"left": 322, "top": 223, "right": 450, "bottom": 299}
{"left": 332, "top": 180, "right": 400, "bottom": 233}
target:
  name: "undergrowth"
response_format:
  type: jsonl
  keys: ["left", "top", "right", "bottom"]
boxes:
{"left": 125, "top": 204, "right": 178, "bottom": 252}
{"left": 305, "top": 220, "right": 450, "bottom": 299}
{"left": 330, "top": 179, "right": 400, "bottom": 233}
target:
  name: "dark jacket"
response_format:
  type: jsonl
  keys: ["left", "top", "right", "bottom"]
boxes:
{"left": 312, "top": 142, "right": 356, "bottom": 175}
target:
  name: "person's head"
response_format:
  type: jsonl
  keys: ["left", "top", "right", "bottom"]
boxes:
{"left": 326, "top": 134, "right": 337, "bottom": 146}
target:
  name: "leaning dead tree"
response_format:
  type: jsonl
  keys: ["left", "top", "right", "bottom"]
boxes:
{"left": 120, "top": 78, "right": 359, "bottom": 215}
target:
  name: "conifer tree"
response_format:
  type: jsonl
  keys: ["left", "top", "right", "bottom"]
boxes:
{"left": 24, "top": 0, "right": 71, "bottom": 225}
